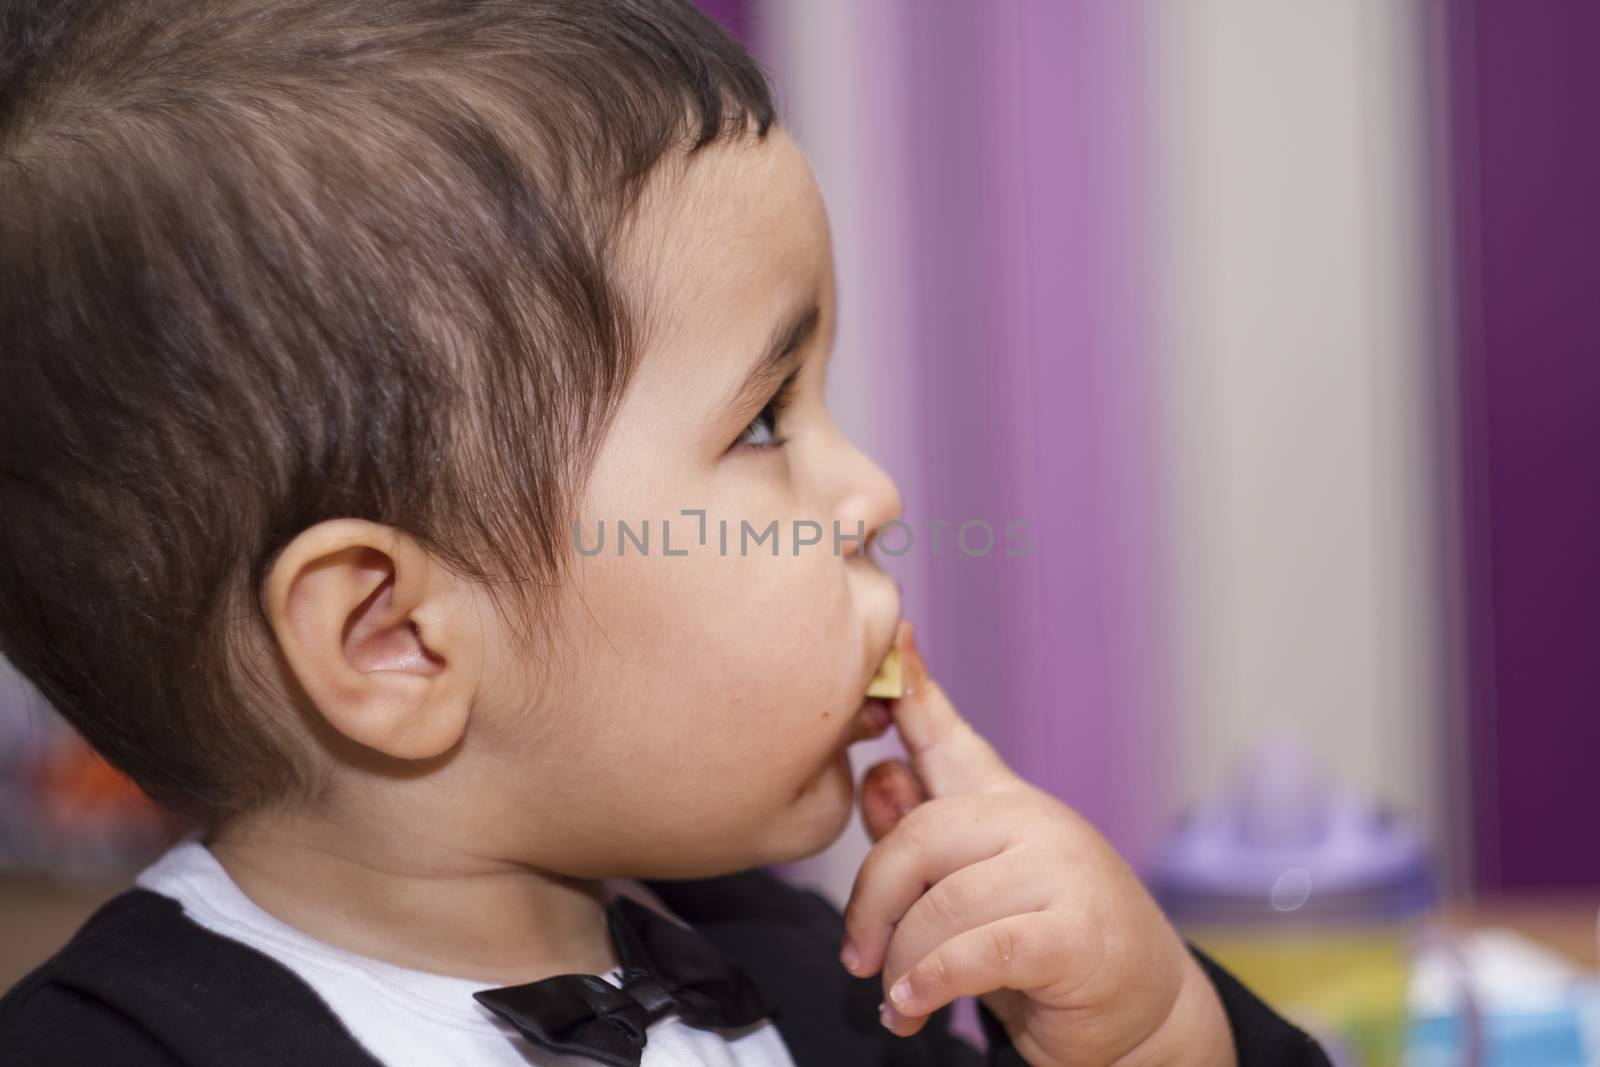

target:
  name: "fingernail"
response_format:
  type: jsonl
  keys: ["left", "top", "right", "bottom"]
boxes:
{"left": 889, "top": 974, "right": 914, "bottom": 1011}
{"left": 840, "top": 939, "right": 862, "bottom": 973}
{"left": 903, "top": 622, "right": 927, "bottom": 697}
{"left": 879, "top": 1000, "right": 907, "bottom": 1032}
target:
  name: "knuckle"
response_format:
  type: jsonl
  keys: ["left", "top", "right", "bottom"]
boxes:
{"left": 922, "top": 880, "right": 964, "bottom": 930}
{"left": 985, "top": 922, "right": 1020, "bottom": 972}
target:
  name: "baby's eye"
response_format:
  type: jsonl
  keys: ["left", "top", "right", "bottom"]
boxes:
{"left": 735, "top": 400, "right": 784, "bottom": 450}
{"left": 730, "top": 371, "right": 798, "bottom": 453}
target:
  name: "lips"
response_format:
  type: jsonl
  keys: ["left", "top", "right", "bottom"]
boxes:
{"left": 846, "top": 698, "right": 892, "bottom": 745}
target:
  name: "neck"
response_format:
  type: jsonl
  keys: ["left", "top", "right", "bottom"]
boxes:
{"left": 205, "top": 810, "right": 620, "bottom": 985}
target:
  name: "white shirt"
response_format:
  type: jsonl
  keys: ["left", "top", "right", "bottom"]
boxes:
{"left": 135, "top": 839, "right": 798, "bottom": 1067}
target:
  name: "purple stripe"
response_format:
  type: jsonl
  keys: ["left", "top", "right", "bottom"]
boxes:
{"left": 898, "top": 1, "right": 1159, "bottom": 857}
{"left": 1446, "top": 0, "right": 1600, "bottom": 889}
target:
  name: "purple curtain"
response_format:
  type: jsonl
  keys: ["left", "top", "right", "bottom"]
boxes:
{"left": 1446, "top": 0, "right": 1600, "bottom": 890}
{"left": 896, "top": 1, "right": 1161, "bottom": 859}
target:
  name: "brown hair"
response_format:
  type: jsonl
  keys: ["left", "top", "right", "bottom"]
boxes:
{"left": 0, "top": 0, "right": 776, "bottom": 824}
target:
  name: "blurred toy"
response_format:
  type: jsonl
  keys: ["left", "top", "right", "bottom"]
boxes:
{"left": 1405, "top": 925, "right": 1600, "bottom": 1067}
{"left": 1148, "top": 738, "right": 1436, "bottom": 1067}
{"left": 1, "top": 656, "right": 175, "bottom": 879}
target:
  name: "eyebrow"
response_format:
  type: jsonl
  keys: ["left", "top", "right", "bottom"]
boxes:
{"left": 722, "top": 298, "right": 821, "bottom": 418}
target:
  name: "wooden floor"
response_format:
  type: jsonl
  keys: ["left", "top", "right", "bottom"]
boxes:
{"left": 0, "top": 874, "right": 131, "bottom": 990}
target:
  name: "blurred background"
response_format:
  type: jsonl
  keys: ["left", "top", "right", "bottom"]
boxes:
{"left": 2, "top": 1, "right": 1595, "bottom": 1064}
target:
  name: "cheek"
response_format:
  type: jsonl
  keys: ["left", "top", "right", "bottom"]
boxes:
{"left": 470, "top": 530, "right": 867, "bottom": 872}
{"left": 581, "top": 532, "right": 860, "bottom": 764}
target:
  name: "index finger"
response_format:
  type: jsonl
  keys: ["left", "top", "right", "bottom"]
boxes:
{"left": 890, "top": 619, "right": 1015, "bottom": 798}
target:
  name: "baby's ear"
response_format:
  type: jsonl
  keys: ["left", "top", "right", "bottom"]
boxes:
{"left": 263, "top": 518, "right": 483, "bottom": 760}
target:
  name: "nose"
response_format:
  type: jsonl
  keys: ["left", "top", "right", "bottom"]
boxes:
{"left": 830, "top": 434, "right": 904, "bottom": 562}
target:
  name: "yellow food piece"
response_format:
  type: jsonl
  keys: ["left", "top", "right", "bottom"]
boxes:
{"left": 865, "top": 640, "right": 904, "bottom": 698}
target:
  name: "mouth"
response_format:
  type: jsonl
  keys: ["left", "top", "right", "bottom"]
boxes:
{"left": 839, "top": 615, "right": 903, "bottom": 748}
{"left": 845, "top": 697, "right": 893, "bottom": 746}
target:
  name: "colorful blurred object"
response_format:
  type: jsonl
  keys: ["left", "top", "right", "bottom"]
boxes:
{"left": 1403, "top": 925, "right": 1600, "bottom": 1067}
{"left": 1148, "top": 742, "right": 1600, "bottom": 1066}
{"left": 1, "top": 659, "right": 174, "bottom": 879}
{"left": 1149, "top": 740, "right": 1436, "bottom": 1066}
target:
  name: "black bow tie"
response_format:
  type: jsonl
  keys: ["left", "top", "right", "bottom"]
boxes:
{"left": 472, "top": 895, "right": 779, "bottom": 1067}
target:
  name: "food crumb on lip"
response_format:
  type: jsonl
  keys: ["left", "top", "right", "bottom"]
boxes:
{"left": 865, "top": 627, "right": 905, "bottom": 699}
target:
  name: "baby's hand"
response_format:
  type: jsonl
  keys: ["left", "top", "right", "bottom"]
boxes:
{"left": 841, "top": 621, "right": 1236, "bottom": 1067}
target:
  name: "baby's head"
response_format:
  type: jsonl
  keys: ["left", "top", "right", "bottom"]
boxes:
{"left": 0, "top": 0, "right": 902, "bottom": 877}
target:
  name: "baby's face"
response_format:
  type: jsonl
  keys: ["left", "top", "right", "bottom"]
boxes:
{"left": 469, "top": 127, "right": 903, "bottom": 877}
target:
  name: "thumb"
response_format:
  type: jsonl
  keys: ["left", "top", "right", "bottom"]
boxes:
{"left": 859, "top": 758, "right": 926, "bottom": 842}
{"left": 890, "top": 619, "right": 1017, "bottom": 798}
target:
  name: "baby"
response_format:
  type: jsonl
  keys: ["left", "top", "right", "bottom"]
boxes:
{"left": 0, "top": 1, "right": 1330, "bottom": 1065}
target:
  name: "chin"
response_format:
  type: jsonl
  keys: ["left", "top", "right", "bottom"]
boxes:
{"left": 761, "top": 748, "right": 857, "bottom": 865}
{"left": 627, "top": 755, "right": 856, "bottom": 878}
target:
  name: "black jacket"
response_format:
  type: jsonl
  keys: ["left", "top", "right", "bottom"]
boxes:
{"left": 0, "top": 866, "right": 1331, "bottom": 1066}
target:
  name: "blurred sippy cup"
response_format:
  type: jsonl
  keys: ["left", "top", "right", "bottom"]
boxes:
{"left": 1148, "top": 738, "right": 1436, "bottom": 1067}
